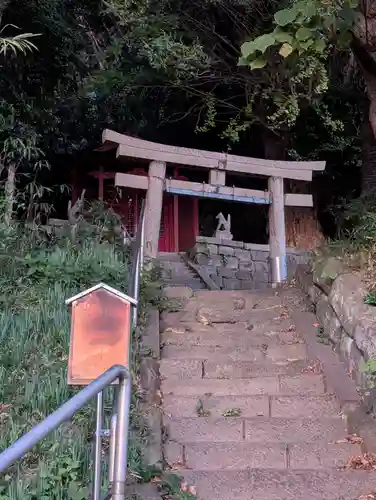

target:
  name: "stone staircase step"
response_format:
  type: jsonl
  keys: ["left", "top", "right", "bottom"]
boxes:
{"left": 203, "top": 359, "right": 314, "bottom": 378}
{"left": 164, "top": 441, "right": 360, "bottom": 471}
{"left": 179, "top": 469, "right": 376, "bottom": 500}
{"left": 162, "top": 374, "right": 326, "bottom": 397}
{"left": 160, "top": 358, "right": 316, "bottom": 379}
{"left": 165, "top": 417, "right": 347, "bottom": 443}
{"left": 161, "top": 329, "right": 284, "bottom": 348}
{"left": 161, "top": 343, "right": 308, "bottom": 362}
{"left": 161, "top": 344, "right": 267, "bottom": 361}
{"left": 157, "top": 253, "right": 207, "bottom": 289}
{"left": 168, "top": 442, "right": 288, "bottom": 470}
{"left": 163, "top": 394, "right": 270, "bottom": 418}
{"left": 271, "top": 395, "right": 340, "bottom": 418}
{"left": 162, "top": 394, "right": 340, "bottom": 419}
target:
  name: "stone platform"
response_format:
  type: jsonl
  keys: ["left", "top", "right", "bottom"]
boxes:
{"left": 189, "top": 237, "right": 307, "bottom": 290}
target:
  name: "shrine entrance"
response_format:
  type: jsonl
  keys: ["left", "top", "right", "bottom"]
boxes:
{"left": 98, "top": 129, "right": 326, "bottom": 284}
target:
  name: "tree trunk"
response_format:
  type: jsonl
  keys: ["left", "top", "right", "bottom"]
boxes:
{"left": 352, "top": 3, "right": 376, "bottom": 192}
{"left": 361, "top": 115, "right": 376, "bottom": 194}
{"left": 4, "top": 162, "right": 15, "bottom": 226}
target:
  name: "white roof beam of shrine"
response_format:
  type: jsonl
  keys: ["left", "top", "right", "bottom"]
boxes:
{"left": 102, "top": 129, "right": 325, "bottom": 182}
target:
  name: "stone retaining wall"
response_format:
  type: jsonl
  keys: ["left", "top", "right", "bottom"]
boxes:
{"left": 189, "top": 236, "right": 308, "bottom": 290}
{"left": 296, "top": 259, "right": 376, "bottom": 394}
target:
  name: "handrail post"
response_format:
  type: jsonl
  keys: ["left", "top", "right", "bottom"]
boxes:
{"left": 108, "top": 412, "right": 117, "bottom": 483}
{"left": 111, "top": 373, "right": 131, "bottom": 500}
{"left": 93, "top": 391, "right": 103, "bottom": 500}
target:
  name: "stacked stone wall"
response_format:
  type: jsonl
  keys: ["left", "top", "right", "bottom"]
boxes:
{"left": 189, "top": 236, "right": 308, "bottom": 290}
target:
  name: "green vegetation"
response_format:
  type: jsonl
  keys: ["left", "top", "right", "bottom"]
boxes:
{"left": 0, "top": 210, "right": 157, "bottom": 499}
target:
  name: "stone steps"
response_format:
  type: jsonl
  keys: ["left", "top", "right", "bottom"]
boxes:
{"left": 179, "top": 470, "right": 376, "bottom": 500}
{"left": 165, "top": 440, "right": 359, "bottom": 470}
{"left": 162, "top": 374, "right": 326, "bottom": 397}
{"left": 160, "top": 358, "right": 315, "bottom": 380}
{"left": 162, "top": 394, "right": 340, "bottom": 418}
{"left": 165, "top": 416, "right": 347, "bottom": 444}
{"left": 157, "top": 252, "right": 207, "bottom": 290}
{"left": 161, "top": 344, "right": 307, "bottom": 362}
{"left": 160, "top": 288, "right": 369, "bottom": 500}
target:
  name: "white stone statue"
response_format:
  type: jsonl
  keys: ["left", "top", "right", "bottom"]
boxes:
{"left": 214, "top": 212, "right": 233, "bottom": 240}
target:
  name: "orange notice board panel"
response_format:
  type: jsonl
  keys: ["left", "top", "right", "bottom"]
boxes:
{"left": 68, "top": 288, "right": 131, "bottom": 385}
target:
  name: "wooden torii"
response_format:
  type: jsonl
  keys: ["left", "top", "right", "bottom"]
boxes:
{"left": 101, "top": 129, "right": 325, "bottom": 284}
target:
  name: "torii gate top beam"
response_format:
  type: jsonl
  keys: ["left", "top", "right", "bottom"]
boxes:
{"left": 102, "top": 129, "right": 325, "bottom": 182}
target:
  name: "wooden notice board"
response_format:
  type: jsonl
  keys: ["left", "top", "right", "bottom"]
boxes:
{"left": 67, "top": 288, "right": 131, "bottom": 385}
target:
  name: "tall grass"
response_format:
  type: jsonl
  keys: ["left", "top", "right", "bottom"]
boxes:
{"left": 0, "top": 220, "right": 151, "bottom": 499}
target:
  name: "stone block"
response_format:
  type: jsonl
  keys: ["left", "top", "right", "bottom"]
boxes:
{"left": 191, "top": 242, "right": 209, "bottom": 256}
{"left": 329, "top": 273, "right": 366, "bottom": 338}
{"left": 165, "top": 416, "right": 243, "bottom": 442}
{"left": 196, "top": 236, "right": 243, "bottom": 248}
{"left": 250, "top": 250, "right": 269, "bottom": 262}
{"left": 218, "top": 246, "right": 235, "bottom": 256}
{"left": 207, "top": 244, "right": 218, "bottom": 255}
{"left": 223, "top": 256, "right": 239, "bottom": 269}
{"left": 353, "top": 310, "right": 376, "bottom": 361}
{"left": 244, "top": 417, "right": 345, "bottom": 443}
{"left": 194, "top": 253, "right": 212, "bottom": 266}
{"left": 196, "top": 236, "right": 221, "bottom": 245}
{"left": 162, "top": 377, "right": 280, "bottom": 396}
{"left": 234, "top": 248, "right": 251, "bottom": 261}
{"left": 220, "top": 239, "right": 244, "bottom": 248}
{"left": 210, "top": 254, "right": 222, "bottom": 267}
{"left": 253, "top": 269, "right": 270, "bottom": 284}
{"left": 223, "top": 278, "right": 242, "bottom": 290}
{"left": 164, "top": 394, "right": 269, "bottom": 418}
{"left": 279, "top": 375, "right": 325, "bottom": 395}
{"left": 184, "top": 442, "right": 286, "bottom": 470}
{"left": 236, "top": 270, "right": 252, "bottom": 280}
{"left": 271, "top": 396, "right": 339, "bottom": 418}
{"left": 244, "top": 243, "right": 270, "bottom": 251}
{"left": 316, "top": 293, "right": 342, "bottom": 344}
{"left": 218, "top": 267, "right": 237, "bottom": 278}
{"left": 313, "top": 256, "right": 348, "bottom": 291}
{"left": 239, "top": 261, "right": 254, "bottom": 272}
{"left": 210, "top": 274, "right": 223, "bottom": 289}
{"left": 289, "top": 442, "right": 361, "bottom": 469}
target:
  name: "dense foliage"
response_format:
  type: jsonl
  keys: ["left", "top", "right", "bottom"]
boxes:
{"left": 0, "top": 209, "right": 161, "bottom": 499}
{"left": 0, "top": 0, "right": 371, "bottom": 229}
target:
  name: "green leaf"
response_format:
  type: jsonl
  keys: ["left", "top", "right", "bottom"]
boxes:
{"left": 279, "top": 42, "right": 293, "bottom": 58}
{"left": 298, "top": 39, "right": 314, "bottom": 50}
{"left": 240, "top": 41, "right": 255, "bottom": 58}
{"left": 250, "top": 57, "right": 267, "bottom": 69}
{"left": 312, "top": 38, "right": 326, "bottom": 53}
{"left": 347, "top": 0, "right": 358, "bottom": 8}
{"left": 294, "top": 1, "right": 317, "bottom": 19}
{"left": 274, "top": 8, "right": 297, "bottom": 27}
{"left": 338, "top": 7, "right": 356, "bottom": 26}
{"left": 295, "top": 26, "right": 311, "bottom": 41}
{"left": 253, "top": 33, "right": 275, "bottom": 53}
{"left": 273, "top": 28, "right": 293, "bottom": 44}
{"left": 237, "top": 56, "right": 248, "bottom": 66}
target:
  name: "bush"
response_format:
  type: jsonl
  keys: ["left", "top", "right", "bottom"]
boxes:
{"left": 0, "top": 216, "right": 152, "bottom": 499}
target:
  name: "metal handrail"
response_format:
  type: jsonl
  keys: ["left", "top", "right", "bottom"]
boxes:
{"left": 0, "top": 365, "right": 128, "bottom": 473}
{"left": 0, "top": 203, "right": 147, "bottom": 500}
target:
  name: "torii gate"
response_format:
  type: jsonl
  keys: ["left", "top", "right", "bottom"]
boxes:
{"left": 101, "top": 129, "right": 325, "bottom": 284}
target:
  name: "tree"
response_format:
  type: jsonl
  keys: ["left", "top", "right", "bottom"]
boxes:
{"left": 238, "top": 0, "right": 376, "bottom": 192}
